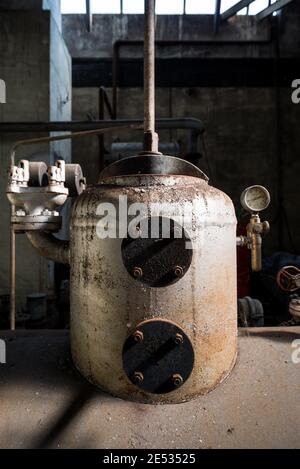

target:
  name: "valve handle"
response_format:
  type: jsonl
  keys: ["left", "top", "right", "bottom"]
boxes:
{"left": 276, "top": 266, "right": 300, "bottom": 292}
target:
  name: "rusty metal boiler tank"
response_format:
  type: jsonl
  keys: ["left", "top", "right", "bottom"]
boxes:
{"left": 5, "top": 0, "right": 271, "bottom": 408}
{"left": 70, "top": 153, "right": 237, "bottom": 404}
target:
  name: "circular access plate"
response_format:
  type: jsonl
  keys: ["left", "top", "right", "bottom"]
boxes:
{"left": 122, "top": 319, "right": 194, "bottom": 394}
{"left": 121, "top": 217, "right": 193, "bottom": 288}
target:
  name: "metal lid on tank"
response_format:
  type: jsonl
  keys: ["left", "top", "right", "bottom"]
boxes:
{"left": 98, "top": 153, "right": 208, "bottom": 182}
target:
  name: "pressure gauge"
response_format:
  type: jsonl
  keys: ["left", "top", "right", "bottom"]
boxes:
{"left": 240, "top": 185, "right": 270, "bottom": 213}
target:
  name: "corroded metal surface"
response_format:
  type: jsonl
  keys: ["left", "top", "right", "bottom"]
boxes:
{"left": 122, "top": 319, "right": 195, "bottom": 393}
{"left": 70, "top": 172, "right": 237, "bottom": 403}
{"left": 277, "top": 265, "right": 300, "bottom": 292}
{"left": 99, "top": 154, "right": 208, "bottom": 180}
{"left": 0, "top": 329, "right": 299, "bottom": 449}
{"left": 121, "top": 216, "right": 193, "bottom": 287}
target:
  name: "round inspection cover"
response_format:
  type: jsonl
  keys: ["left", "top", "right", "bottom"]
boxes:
{"left": 122, "top": 320, "right": 194, "bottom": 394}
{"left": 121, "top": 216, "right": 193, "bottom": 288}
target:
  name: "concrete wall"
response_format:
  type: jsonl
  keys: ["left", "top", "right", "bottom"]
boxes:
{"left": 62, "top": 14, "right": 272, "bottom": 59}
{"left": 0, "top": 6, "right": 71, "bottom": 310}
{"left": 0, "top": 0, "right": 61, "bottom": 30}
{"left": 63, "top": 2, "right": 300, "bottom": 255}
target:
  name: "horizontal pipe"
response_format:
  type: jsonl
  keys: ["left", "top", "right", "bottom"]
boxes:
{"left": 26, "top": 232, "right": 70, "bottom": 265}
{"left": 113, "top": 39, "right": 273, "bottom": 50}
{"left": 111, "top": 141, "right": 180, "bottom": 153}
{"left": 9, "top": 124, "right": 141, "bottom": 165}
{"left": 0, "top": 118, "right": 204, "bottom": 134}
{"left": 236, "top": 235, "right": 248, "bottom": 247}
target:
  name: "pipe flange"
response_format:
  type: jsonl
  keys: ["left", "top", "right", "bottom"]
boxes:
{"left": 123, "top": 319, "right": 194, "bottom": 394}
{"left": 11, "top": 215, "right": 62, "bottom": 233}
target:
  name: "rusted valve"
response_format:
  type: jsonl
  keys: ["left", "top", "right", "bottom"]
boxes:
{"left": 277, "top": 266, "right": 300, "bottom": 292}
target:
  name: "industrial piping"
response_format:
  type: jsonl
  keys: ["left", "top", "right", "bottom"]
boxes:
{"left": 7, "top": 124, "right": 141, "bottom": 331}
{"left": 143, "top": 0, "right": 159, "bottom": 153}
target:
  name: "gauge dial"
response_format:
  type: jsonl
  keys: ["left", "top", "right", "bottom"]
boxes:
{"left": 240, "top": 185, "right": 270, "bottom": 213}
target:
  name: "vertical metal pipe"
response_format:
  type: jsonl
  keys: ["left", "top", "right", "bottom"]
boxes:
{"left": 214, "top": 0, "right": 221, "bottom": 35}
{"left": 144, "top": 0, "right": 155, "bottom": 133}
{"left": 143, "top": 0, "right": 159, "bottom": 153}
{"left": 10, "top": 150, "right": 16, "bottom": 330}
{"left": 112, "top": 43, "right": 118, "bottom": 119}
{"left": 98, "top": 87, "right": 105, "bottom": 172}
{"left": 10, "top": 206, "right": 16, "bottom": 331}
{"left": 86, "top": 0, "right": 92, "bottom": 32}
{"left": 273, "top": 18, "right": 284, "bottom": 250}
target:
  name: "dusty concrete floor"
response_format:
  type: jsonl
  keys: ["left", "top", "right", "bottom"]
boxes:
{"left": 0, "top": 328, "right": 299, "bottom": 449}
